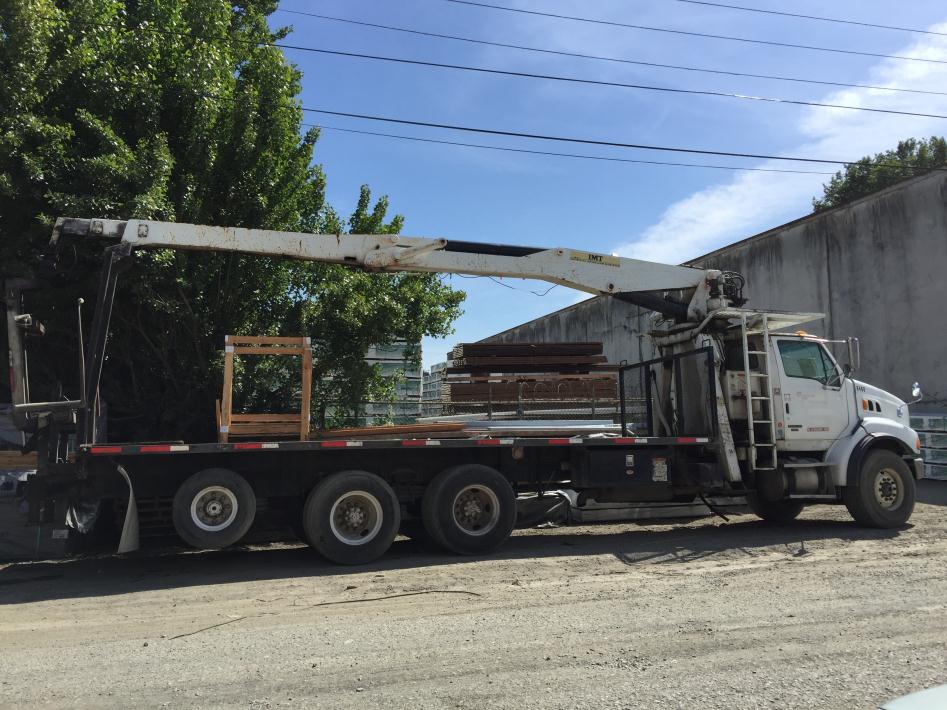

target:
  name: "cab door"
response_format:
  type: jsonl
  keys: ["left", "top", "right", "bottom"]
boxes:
{"left": 772, "top": 337, "right": 851, "bottom": 450}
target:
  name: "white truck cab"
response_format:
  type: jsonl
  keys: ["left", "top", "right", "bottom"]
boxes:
{"left": 716, "top": 316, "right": 923, "bottom": 528}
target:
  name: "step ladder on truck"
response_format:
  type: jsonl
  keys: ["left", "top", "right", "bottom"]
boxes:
{"left": 1, "top": 218, "right": 926, "bottom": 564}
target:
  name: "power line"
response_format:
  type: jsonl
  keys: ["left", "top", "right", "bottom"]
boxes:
{"left": 287, "top": 45, "right": 947, "bottom": 122}
{"left": 452, "top": 272, "right": 559, "bottom": 296}
{"left": 669, "top": 0, "right": 947, "bottom": 38}
{"left": 91, "top": 18, "right": 947, "bottom": 125}
{"left": 276, "top": 9, "right": 947, "bottom": 98}
{"left": 305, "top": 122, "right": 836, "bottom": 174}
{"left": 439, "top": 0, "right": 947, "bottom": 65}
{"left": 301, "top": 107, "right": 947, "bottom": 173}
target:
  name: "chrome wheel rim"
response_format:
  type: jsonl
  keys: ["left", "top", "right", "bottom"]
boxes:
{"left": 191, "top": 486, "right": 238, "bottom": 532}
{"left": 874, "top": 468, "right": 904, "bottom": 510}
{"left": 451, "top": 485, "right": 500, "bottom": 536}
{"left": 329, "top": 491, "right": 383, "bottom": 546}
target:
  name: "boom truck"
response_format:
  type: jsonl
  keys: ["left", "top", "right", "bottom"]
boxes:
{"left": 4, "top": 217, "right": 924, "bottom": 564}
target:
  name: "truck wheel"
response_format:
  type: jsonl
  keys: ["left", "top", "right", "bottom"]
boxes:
{"left": 422, "top": 464, "right": 516, "bottom": 555}
{"left": 302, "top": 471, "right": 400, "bottom": 565}
{"left": 746, "top": 494, "right": 804, "bottom": 523}
{"left": 172, "top": 468, "right": 256, "bottom": 549}
{"left": 843, "top": 449, "right": 915, "bottom": 528}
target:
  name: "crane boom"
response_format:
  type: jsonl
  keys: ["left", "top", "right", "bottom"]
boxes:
{"left": 51, "top": 218, "right": 744, "bottom": 320}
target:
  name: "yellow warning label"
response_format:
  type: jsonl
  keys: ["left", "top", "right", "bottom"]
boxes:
{"left": 569, "top": 250, "right": 620, "bottom": 267}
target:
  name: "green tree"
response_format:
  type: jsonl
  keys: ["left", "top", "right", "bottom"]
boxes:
{"left": 813, "top": 137, "right": 947, "bottom": 212}
{"left": 0, "top": 0, "right": 463, "bottom": 440}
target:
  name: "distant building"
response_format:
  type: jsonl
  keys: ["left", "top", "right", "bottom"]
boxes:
{"left": 421, "top": 361, "right": 449, "bottom": 416}
{"left": 362, "top": 342, "right": 422, "bottom": 424}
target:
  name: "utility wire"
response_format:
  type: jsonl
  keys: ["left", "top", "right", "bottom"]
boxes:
{"left": 439, "top": 0, "right": 947, "bottom": 65}
{"left": 302, "top": 108, "right": 947, "bottom": 171}
{"left": 305, "top": 122, "right": 836, "bottom": 174}
{"left": 64, "top": 17, "right": 944, "bottom": 176}
{"left": 287, "top": 45, "right": 947, "bottom": 122}
{"left": 669, "top": 0, "right": 947, "bottom": 38}
{"left": 75, "top": 15, "right": 947, "bottom": 120}
{"left": 453, "top": 273, "right": 558, "bottom": 296}
{"left": 277, "top": 9, "right": 947, "bottom": 98}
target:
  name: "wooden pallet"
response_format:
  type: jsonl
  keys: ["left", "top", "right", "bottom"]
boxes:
{"left": 217, "top": 335, "right": 312, "bottom": 443}
{"left": 0, "top": 451, "right": 37, "bottom": 470}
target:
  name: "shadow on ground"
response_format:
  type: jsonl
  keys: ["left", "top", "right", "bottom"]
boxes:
{"left": 1, "top": 481, "right": 941, "bottom": 605}
{"left": 0, "top": 512, "right": 911, "bottom": 605}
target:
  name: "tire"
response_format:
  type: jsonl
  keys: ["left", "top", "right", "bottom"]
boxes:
{"left": 421, "top": 464, "right": 516, "bottom": 555}
{"left": 843, "top": 449, "right": 916, "bottom": 528}
{"left": 303, "top": 471, "right": 400, "bottom": 565}
{"left": 172, "top": 468, "right": 257, "bottom": 549}
{"left": 746, "top": 493, "right": 805, "bottom": 523}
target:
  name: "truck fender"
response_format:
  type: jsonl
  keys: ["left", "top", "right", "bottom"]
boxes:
{"left": 844, "top": 434, "right": 915, "bottom": 487}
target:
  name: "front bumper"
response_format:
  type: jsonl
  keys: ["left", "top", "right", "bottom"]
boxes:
{"left": 909, "top": 456, "right": 924, "bottom": 480}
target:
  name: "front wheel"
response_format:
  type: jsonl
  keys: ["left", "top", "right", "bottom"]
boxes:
{"left": 843, "top": 449, "right": 915, "bottom": 528}
{"left": 303, "top": 471, "right": 401, "bottom": 565}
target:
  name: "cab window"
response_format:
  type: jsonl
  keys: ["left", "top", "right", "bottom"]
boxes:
{"left": 777, "top": 340, "right": 838, "bottom": 385}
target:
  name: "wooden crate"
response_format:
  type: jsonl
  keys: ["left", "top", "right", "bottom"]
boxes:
{"left": 217, "top": 335, "right": 312, "bottom": 443}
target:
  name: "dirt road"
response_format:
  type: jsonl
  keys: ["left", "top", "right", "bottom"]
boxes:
{"left": 1, "top": 483, "right": 945, "bottom": 709}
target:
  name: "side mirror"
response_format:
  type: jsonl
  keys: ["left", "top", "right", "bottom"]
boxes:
{"left": 910, "top": 382, "right": 922, "bottom": 404}
{"left": 846, "top": 337, "right": 860, "bottom": 373}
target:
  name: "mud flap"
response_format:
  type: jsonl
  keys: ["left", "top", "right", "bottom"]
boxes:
{"left": 116, "top": 465, "right": 139, "bottom": 554}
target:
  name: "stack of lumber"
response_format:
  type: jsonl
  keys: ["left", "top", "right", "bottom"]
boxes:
{"left": 316, "top": 423, "right": 467, "bottom": 440}
{"left": 913, "top": 413, "right": 947, "bottom": 480}
{"left": 444, "top": 341, "right": 617, "bottom": 403}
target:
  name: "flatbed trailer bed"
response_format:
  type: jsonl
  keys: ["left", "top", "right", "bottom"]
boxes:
{"left": 25, "top": 434, "right": 726, "bottom": 562}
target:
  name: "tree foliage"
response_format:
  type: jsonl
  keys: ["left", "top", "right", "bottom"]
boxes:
{"left": 813, "top": 136, "right": 947, "bottom": 212}
{"left": 0, "top": 0, "right": 464, "bottom": 440}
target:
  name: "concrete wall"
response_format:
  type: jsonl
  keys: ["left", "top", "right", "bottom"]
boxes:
{"left": 484, "top": 170, "right": 947, "bottom": 407}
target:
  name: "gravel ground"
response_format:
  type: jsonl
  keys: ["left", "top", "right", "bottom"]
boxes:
{"left": 1, "top": 483, "right": 945, "bottom": 709}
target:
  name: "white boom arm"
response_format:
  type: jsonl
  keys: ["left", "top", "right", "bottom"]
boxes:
{"left": 52, "top": 218, "right": 737, "bottom": 319}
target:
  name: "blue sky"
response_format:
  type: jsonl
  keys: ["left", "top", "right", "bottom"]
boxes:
{"left": 271, "top": 0, "right": 947, "bottom": 368}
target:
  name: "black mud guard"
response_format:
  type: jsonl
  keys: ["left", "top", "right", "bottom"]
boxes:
{"left": 845, "top": 433, "right": 914, "bottom": 486}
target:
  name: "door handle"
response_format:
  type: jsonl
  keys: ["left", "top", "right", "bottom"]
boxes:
{"left": 785, "top": 401, "right": 790, "bottom": 414}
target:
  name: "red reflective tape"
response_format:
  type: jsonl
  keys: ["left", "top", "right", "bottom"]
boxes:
{"left": 547, "top": 438, "right": 572, "bottom": 445}
{"left": 401, "top": 439, "right": 429, "bottom": 447}
{"left": 614, "top": 437, "right": 639, "bottom": 444}
{"left": 139, "top": 445, "right": 171, "bottom": 453}
{"left": 90, "top": 446, "right": 123, "bottom": 455}
{"left": 677, "top": 437, "right": 698, "bottom": 444}
{"left": 320, "top": 440, "right": 349, "bottom": 448}
{"left": 234, "top": 442, "right": 263, "bottom": 450}
{"left": 476, "top": 439, "right": 502, "bottom": 446}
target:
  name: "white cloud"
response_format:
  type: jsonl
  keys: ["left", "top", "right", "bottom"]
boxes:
{"left": 615, "top": 22, "right": 947, "bottom": 264}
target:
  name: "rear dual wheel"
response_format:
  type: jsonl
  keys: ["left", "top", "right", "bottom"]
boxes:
{"left": 302, "top": 471, "right": 401, "bottom": 565}
{"left": 172, "top": 468, "right": 257, "bottom": 549}
{"left": 422, "top": 464, "right": 516, "bottom": 555}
